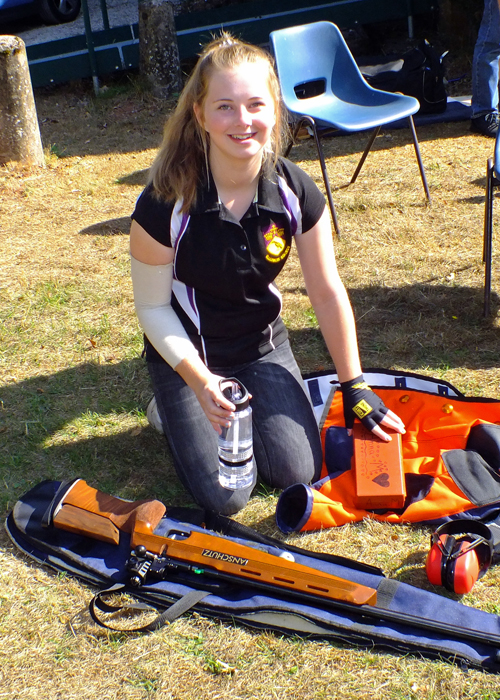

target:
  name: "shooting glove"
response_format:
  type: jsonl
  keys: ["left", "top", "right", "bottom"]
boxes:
{"left": 340, "top": 375, "right": 389, "bottom": 431}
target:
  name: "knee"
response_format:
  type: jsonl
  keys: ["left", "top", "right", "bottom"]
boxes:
{"left": 256, "top": 446, "right": 320, "bottom": 490}
{"left": 254, "top": 425, "right": 322, "bottom": 489}
{"left": 194, "top": 486, "right": 252, "bottom": 516}
{"left": 177, "top": 465, "right": 253, "bottom": 515}
{"left": 269, "top": 459, "right": 317, "bottom": 490}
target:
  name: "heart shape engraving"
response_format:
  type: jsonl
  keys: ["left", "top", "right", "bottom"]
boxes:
{"left": 372, "top": 473, "right": 390, "bottom": 488}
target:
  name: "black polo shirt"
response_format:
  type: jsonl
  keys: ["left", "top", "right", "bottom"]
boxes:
{"left": 131, "top": 157, "right": 325, "bottom": 369}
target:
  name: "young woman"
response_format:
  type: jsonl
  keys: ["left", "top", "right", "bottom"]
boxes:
{"left": 130, "top": 33, "right": 405, "bottom": 515}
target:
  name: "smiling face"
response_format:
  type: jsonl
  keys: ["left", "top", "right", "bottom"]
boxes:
{"left": 193, "top": 60, "right": 277, "bottom": 170}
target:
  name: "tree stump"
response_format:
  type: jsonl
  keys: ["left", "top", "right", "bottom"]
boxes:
{"left": 0, "top": 35, "right": 45, "bottom": 167}
{"left": 139, "top": 0, "right": 183, "bottom": 98}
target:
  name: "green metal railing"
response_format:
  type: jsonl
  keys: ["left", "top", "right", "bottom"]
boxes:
{"left": 26, "top": 0, "right": 437, "bottom": 90}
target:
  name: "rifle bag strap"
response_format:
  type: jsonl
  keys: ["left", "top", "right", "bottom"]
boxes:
{"left": 88, "top": 583, "right": 211, "bottom": 633}
{"left": 374, "top": 577, "right": 400, "bottom": 609}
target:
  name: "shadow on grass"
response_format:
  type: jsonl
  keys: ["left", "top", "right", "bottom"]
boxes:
{"left": 1, "top": 281, "right": 499, "bottom": 518}
{"left": 285, "top": 119, "right": 478, "bottom": 166}
{"left": 286, "top": 281, "right": 500, "bottom": 373}
{"left": 36, "top": 77, "right": 477, "bottom": 160}
{"left": 80, "top": 217, "right": 131, "bottom": 236}
{"left": 0, "top": 358, "right": 188, "bottom": 518}
{"left": 350, "top": 282, "right": 500, "bottom": 371}
{"left": 115, "top": 169, "right": 150, "bottom": 187}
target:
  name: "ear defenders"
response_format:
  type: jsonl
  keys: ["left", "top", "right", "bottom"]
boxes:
{"left": 425, "top": 520, "right": 494, "bottom": 595}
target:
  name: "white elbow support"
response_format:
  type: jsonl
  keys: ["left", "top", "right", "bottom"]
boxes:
{"left": 130, "top": 255, "right": 199, "bottom": 369}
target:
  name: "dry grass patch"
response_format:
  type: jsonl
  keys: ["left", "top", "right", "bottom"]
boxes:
{"left": 1, "top": 75, "right": 500, "bottom": 699}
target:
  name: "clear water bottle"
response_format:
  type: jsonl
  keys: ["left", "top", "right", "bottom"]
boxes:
{"left": 218, "top": 378, "right": 256, "bottom": 490}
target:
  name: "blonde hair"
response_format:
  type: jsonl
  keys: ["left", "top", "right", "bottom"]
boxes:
{"left": 148, "top": 32, "right": 288, "bottom": 212}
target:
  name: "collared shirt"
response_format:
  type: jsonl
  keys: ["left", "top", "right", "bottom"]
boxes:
{"left": 131, "top": 157, "right": 325, "bottom": 369}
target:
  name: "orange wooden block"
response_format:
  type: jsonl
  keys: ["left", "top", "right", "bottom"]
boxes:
{"left": 353, "top": 423, "right": 406, "bottom": 510}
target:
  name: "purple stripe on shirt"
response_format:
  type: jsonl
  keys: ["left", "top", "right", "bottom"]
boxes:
{"left": 186, "top": 285, "right": 199, "bottom": 318}
{"left": 175, "top": 213, "right": 190, "bottom": 251}
{"left": 172, "top": 212, "right": 190, "bottom": 281}
{"left": 278, "top": 184, "right": 298, "bottom": 236}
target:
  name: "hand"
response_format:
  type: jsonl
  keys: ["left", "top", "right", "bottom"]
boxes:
{"left": 194, "top": 373, "right": 236, "bottom": 434}
{"left": 340, "top": 375, "right": 405, "bottom": 442}
{"left": 368, "top": 408, "right": 406, "bottom": 442}
{"left": 175, "top": 358, "right": 241, "bottom": 434}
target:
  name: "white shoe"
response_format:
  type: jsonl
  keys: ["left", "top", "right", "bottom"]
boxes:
{"left": 146, "top": 396, "right": 164, "bottom": 433}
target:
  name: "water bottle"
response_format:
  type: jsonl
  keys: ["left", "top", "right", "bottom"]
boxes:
{"left": 218, "top": 378, "right": 256, "bottom": 490}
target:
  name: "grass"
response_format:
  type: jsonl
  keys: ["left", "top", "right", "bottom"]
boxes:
{"left": 1, "top": 58, "right": 500, "bottom": 697}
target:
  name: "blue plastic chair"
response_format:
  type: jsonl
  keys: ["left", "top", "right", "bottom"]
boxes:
{"left": 483, "top": 130, "right": 500, "bottom": 316}
{"left": 270, "top": 21, "right": 431, "bottom": 236}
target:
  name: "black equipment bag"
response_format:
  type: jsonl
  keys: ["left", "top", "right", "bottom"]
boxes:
{"left": 6, "top": 479, "right": 500, "bottom": 673}
{"left": 362, "top": 39, "right": 448, "bottom": 115}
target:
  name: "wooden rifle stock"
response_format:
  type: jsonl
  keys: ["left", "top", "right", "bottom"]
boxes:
{"left": 50, "top": 480, "right": 377, "bottom": 607}
{"left": 52, "top": 479, "right": 166, "bottom": 544}
{"left": 54, "top": 504, "right": 121, "bottom": 545}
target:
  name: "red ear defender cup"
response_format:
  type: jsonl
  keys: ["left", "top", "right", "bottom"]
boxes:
{"left": 425, "top": 520, "right": 493, "bottom": 595}
{"left": 448, "top": 540, "right": 481, "bottom": 595}
{"left": 425, "top": 534, "right": 453, "bottom": 587}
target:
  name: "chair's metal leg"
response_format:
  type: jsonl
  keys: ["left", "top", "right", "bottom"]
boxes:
{"left": 300, "top": 116, "right": 340, "bottom": 238}
{"left": 285, "top": 116, "right": 340, "bottom": 237}
{"left": 407, "top": 116, "right": 431, "bottom": 202}
{"left": 350, "top": 127, "right": 380, "bottom": 184}
{"left": 484, "top": 159, "right": 493, "bottom": 263}
{"left": 484, "top": 158, "right": 494, "bottom": 317}
{"left": 284, "top": 121, "right": 303, "bottom": 158}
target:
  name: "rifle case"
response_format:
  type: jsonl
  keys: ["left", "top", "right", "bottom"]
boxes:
{"left": 278, "top": 369, "right": 500, "bottom": 533}
{"left": 6, "top": 479, "right": 500, "bottom": 673}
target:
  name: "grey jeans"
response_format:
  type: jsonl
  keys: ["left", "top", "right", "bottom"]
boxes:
{"left": 148, "top": 340, "right": 323, "bottom": 515}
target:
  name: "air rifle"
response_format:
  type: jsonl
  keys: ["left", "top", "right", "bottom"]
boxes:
{"left": 46, "top": 479, "right": 500, "bottom": 651}
{"left": 46, "top": 478, "right": 377, "bottom": 608}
